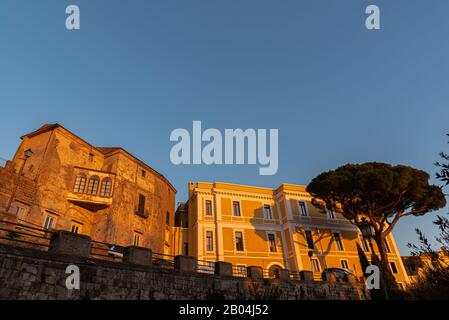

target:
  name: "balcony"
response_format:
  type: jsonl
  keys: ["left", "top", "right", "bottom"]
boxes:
{"left": 67, "top": 192, "right": 113, "bottom": 212}
{"left": 67, "top": 167, "right": 115, "bottom": 212}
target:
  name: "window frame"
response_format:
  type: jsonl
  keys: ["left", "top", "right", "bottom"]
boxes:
{"left": 232, "top": 201, "right": 241, "bottom": 217}
{"left": 205, "top": 200, "right": 213, "bottom": 216}
{"left": 70, "top": 221, "right": 83, "bottom": 234}
{"left": 304, "top": 230, "right": 315, "bottom": 249}
{"left": 234, "top": 230, "right": 245, "bottom": 252}
{"left": 205, "top": 230, "right": 214, "bottom": 252}
{"left": 43, "top": 214, "right": 56, "bottom": 230}
{"left": 137, "top": 194, "right": 146, "bottom": 216}
{"left": 359, "top": 235, "right": 370, "bottom": 252}
{"left": 263, "top": 204, "right": 273, "bottom": 220}
{"left": 73, "top": 174, "right": 87, "bottom": 193}
{"left": 86, "top": 175, "right": 100, "bottom": 195}
{"left": 267, "top": 232, "right": 277, "bottom": 253}
{"left": 333, "top": 232, "right": 344, "bottom": 251}
{"left": 133, "top": 231, "right": 142, "bottom": 247}
{"left": 99, "top": 177, "right": 113, "bottom": 197}
{"left": 327, "top": 209, "right": 336, "bottom": 220}
{"left": 297, "top": 201, "right": 308, "bottom": 217}
{"left": 340, "top": 259, "right": 349, "bottom": 270}
{"left": 390, "top": 261, "right": 398, "bottom": 274}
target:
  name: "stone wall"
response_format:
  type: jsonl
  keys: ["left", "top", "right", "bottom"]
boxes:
{"left": 0, "top": 243, "right": 369, "bottom": 300}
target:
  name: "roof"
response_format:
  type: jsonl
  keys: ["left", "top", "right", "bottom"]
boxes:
{"left": 21, "top": 123, "right": 176, "bottom": 193}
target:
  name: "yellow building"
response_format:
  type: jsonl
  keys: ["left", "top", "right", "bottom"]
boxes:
{"left": 174, "top": 181, "right": 409, "bottom": 286}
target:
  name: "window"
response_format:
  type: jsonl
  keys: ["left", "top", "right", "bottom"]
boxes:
{"left": 86, "top": 175, "right": 100, "bottom": 195}
{"left": 263, "top": 205, "right": 273, "bottom": 220}
{"left": 235, "top": 231, "right": 244, "bottom": 251}
{"left": 233, "top": 201, "right": 241, "bottom": 216}
{"left": 333, "top": 232, "right": 344, "bottom": 251}
{"left": 10, "top": 202, "right": 29, "bottom": 219}
{"left": 183, "top": 242, "right": 189, "bottom": 256}
{"left": 384, "top": 239, "right": 391, "bottom": 253}
{"left": 137, "top": 194, "right": 146, "bottom": 215}
{"left": 43, "top": 215, "right": 56, "bottom": 230}
{"left": 360, "top": 235, "right": 370, "bottom": 252}
{"left": 390, "top": 262, "right": 398, "bottom": 274}
{"left": 141, "top": 169, "right": 146, "bottom": 177}
{"left": 305, "top": 230, "right": 315, "bottom": 249}
{"left": 206, "top": 231, "right": 214, "bottom": 252}
{"left": 133, "top": 232, "right": 142, "bottom": 246}
{"left": 71, "top": 222, "right": 82, "bottom": 234}
{"left": 298, "top": 201, "right": 308, "bottom": 216}
{"left": 99, "top": 177, "right": 112, "bottom": 197}
{"left": 88, "top": 153, "right": 94, "bottom": 162}
{"left": 311, "top": 258, "right": 321, "bottom": 272}
{"left": 327, "top": 209, "right": 336, "bottom": 219}
{"left": 166, "top": 212, "right": 170, "bottom": 225}
{"left": 205, "top": 200, "right": 212, "bottom": 216}
{"left": 341, "top": 260, "right": 349, "bottom": 269}
{"left": 267, "top": 233, "right": 277, "bottom": 252}
{"left": 73, "top": 174, "right": 87, "bottom": 193}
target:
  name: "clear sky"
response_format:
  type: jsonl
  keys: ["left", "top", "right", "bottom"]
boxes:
{"left": 1, "top": 0, "right": 448, "bottom": 255}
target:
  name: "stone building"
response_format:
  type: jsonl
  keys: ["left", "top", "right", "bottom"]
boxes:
{"left": 0, "top": 124, "right": 176, "bottom": 254}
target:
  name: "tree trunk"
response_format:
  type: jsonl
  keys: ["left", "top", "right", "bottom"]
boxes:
{"left": 373, "top": 234, "right": 397, "bottom": 296}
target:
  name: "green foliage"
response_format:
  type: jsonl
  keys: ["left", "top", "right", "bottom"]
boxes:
{"left": 406, "top": 223, "right": 449, "bottom": 299}
{"left": 307, "top": 162, "right": 445, "bottom": 299}
{"left": 405, "top": 133, "right": 449, "bottom": 299}
{"left": 307, "top": 162, "right": 446, "bottom": 225}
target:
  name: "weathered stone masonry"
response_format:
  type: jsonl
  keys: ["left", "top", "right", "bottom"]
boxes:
{"left": 0, "top": 243, "right": 369, "bottom": 300}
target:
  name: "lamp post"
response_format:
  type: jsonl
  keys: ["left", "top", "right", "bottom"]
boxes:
{"left": 357, "top": 218, "right": 390, "bottom": 300}
{"left": 5, "top": 149, "right": 33, "bottom": 215}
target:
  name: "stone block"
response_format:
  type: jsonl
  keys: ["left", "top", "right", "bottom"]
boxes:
{"left": 48, "top": 231, "right": 91, "bottom": 257}
{"left": 300, "top": 270, "right": 313, "bottom": 281}
{"left": 123, "top": 246, "right": 152, "bottom": 267}
{"left": 174, "top": 255, "right": 196, "bottom": 273}
{"left": 247, "top": 266, "right": 263, "bottom": 279}
{"left": 278, "top": 269, "right": 290, "bottom": 282}
{"left": 214, "top": 261, "right": 232, "bottom": 277}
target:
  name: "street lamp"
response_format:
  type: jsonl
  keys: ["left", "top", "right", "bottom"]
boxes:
{"left": 358, "top": 219, "right": 374, "bottom": 238}
{"left": 357, "top": 218, "right": 390, "bottom": 300}
{"left": 4, "top": 149, "right": 33, "bottom": 214}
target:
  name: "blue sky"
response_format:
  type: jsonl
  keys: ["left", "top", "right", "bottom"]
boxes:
{"left": 1, "top": 0, "right": 448, "bottom": 255}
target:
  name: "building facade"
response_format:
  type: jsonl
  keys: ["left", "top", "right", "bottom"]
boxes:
{"left": 174, "top": 181, "right": 410, "bottom": 286}
{"left": 0, "top": 124, "right": 176, "bottom": 254}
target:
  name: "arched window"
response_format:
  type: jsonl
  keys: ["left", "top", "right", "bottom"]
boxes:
{"left": 99, "top": 177, "right": 112, "bottom": 197}
{"left": 73, "top": 174, "right": 87, "bottom": 193}
{"left": 86, "top": 175, "right": 100, "bottom": 195}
